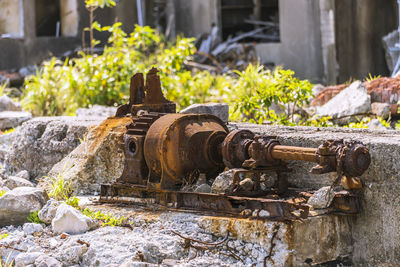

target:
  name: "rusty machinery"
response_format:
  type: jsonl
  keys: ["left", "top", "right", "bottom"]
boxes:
{"left": 100, "top": 68, "right": 371, "bottom": 220}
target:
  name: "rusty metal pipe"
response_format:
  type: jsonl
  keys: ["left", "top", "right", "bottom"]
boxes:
{"left": 270, "top": 145, "right": 318, "bottom": 163}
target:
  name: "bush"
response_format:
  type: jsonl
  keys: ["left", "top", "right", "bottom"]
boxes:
{"left": 22, "top": 20, "right": 329, "bottom": 126}
{"left": 22, "top": 24, "right": 195, "bottom": 116}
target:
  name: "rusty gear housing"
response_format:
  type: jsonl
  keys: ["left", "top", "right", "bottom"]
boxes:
{"left": 100, "top": 69, "right": 371, "bottom": 220}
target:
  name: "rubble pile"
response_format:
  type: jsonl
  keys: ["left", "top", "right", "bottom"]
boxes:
{"left": 313, "top": 76, "right": 400, "bottom": 117}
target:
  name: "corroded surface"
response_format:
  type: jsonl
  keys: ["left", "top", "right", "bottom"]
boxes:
{"left": 84, "top": 199, "right": 353, "bottom": 266}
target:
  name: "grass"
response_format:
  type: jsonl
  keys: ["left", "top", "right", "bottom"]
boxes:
{"left": 27, "top": 210, "right": 44, "bottom": 224}
{"left": 0, "top": 252, "right": 13, "bottom": 267}
{"left": 1, "top": 128, "right": 15, "bottom": 135}
{"left": 44, "top": 161, "right": 73, "bottom": 201}
{"left": 0, "top": 233, "right": 8, "bottom": 240}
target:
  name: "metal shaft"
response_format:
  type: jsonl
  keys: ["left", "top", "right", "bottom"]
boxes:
{"left": 270, "top": 145, "right": 318, "bottom": 163}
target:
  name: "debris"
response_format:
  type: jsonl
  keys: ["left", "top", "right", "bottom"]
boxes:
{"left": 23, "top": 223, "right": 44, "bottom": 235}
{"left": 77, "top": 239, "right": 90, "bottom": 247}
{"left": 38, "top": 199, "right": 62, "bottom": 224}
{"left": 34, "top": 254, "right": 62, "bottom": 267}
{"left": 180, "top": 103, "right": 229, "bottom": 123}
{"left": 264, "top": 224, "right": 280, "bottom": 267}
{"left": 4, "top": 176, "right": 34, "bottom": 189}
{"left": 368, "top": 119, "right": 387, "bottom": 130}
{"left": 239, "top": 178, "right": 254, "bottom": 192}
{"left": 0, "top": 95, "right": 22, "bottom": 112}
{"left": 14, "top": 252, "right": 45, "bottom": 267}
{"left": 316, "top": 81, "right": 371, "bottom": 123}
{"left": 60, "top": 233, "right": 69, "bottom": 239}
{"left": 4, "top": 116, "right": 101, "bottom": 181}
{"left": 0, "top": 187, "right": 48, "bottom": 227}
{"left": 52, "top": 203, "right": 97, "bottom": 234}
{"left": 194, "top": 184, "right": 212, "bottom": 193}
{"left": 0, "top": 111, "right": 32, "bottom": 130}
{"left": 307, "top": 186, "right": 335, "bottom": 209}
{"left": 211, "top": 169, "right": 236, "bottom": 194}
{"left": 171, "top": 230, "right": 242, "bottom": 262}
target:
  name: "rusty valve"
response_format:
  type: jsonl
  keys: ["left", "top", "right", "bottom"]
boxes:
{"left": 222, "top": 130, "right": 371, "bottom": 179}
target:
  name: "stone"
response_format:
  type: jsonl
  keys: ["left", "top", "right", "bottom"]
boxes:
{"left": 52, "top": 203, "right": 97, "bottom": 234}
{"left": 0, "top": 111, "right": 32, "bottom": 130}
{"left": 54, "top": 241, "right": 88, "bottom": 265}
{"left": 368, "top": 119, "right": 387, "bottom": 130}
{"left": 316, "top": 81, "right": 371, "bottom": 123}
{"left": 76, "top": 105, "right": 117, "bottom": 118}
{"left": 308, "top": 187, "right": 335, "bottom": 210}
{"left": 40, "top": 117, "right": 131, "bottom": 194}
{"left": 23, "top": 223, "right": 44, "bottom": 235}
{"left": 14, "top": 252, "right": 44, "bottom": 267}
{"left": 5, "top": 176, "right": 34, "bottom": 189}
{"left": 371, "top": 102, "right": 391, "bottom": 119}
{"left": 211, "top": 169, "right": 234, "bottom": 194}
{"left": 4, "top": 117, "right": 103, "bottom": 180}
{"left": 38, "top": 199, "right": 61, "bottom": 224}
{"left": 312, "top": 84, "right": 325, "bottom": 97}
{"left": 0, "top": 95, "right": 22, "bottom": 112}
{"left": 194, "top": 183, "right": 211, "bottom": 193}
{"left": 180, "top": 103, "right": 229, "bottom": 123}
{"left": 239, "top": 177, "right": 254, "bottom": 191}
{"left": 34, "top": 255, "right": 62, "bottom": 267}
{"left": 0, "top": 187, "right": 48, "bottom": 226}
{"left": 15, "top": 170, "right": 30, "bottom": 180}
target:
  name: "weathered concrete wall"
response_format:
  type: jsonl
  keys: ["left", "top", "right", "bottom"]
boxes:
{"left": 234, "top": 123, "right": 400, "bottom": 265}
{"left": 278, "top": 0, "right": 324, "bottom": 83}
{"left": 335, "top": 0, "right": 398, "bottom": 83}
{"left": 0, "top": 0, "right": 141, "bottom": 70}
{"left": 172, "top": 0, "right": 219, "bottom": 38}
{"left": 0, "top": 0, "right": 22, "bottom": 37}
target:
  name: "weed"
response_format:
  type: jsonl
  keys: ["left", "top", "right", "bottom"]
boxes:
{"left": 65, "top": 196, "right": 80, "bottom": 208}
{"left": 27, "top": 210, "right": 43, "bottom": 224}
{"left": 365, "top": 73, "right": 381, "bottom": 82}
{"left": 0, "top": 190, "right": 5, "bottom": 198}
{"left": 44, "top": 162, "right": 72, "bottom": 201}
{"left": 82, "top": 208, "right": 127, "bottom": 227}
{"left": 343, "top": 117, "right": 370, "bottom": 129}
{"left": 0, "top": 233, "right": 8, "bottom": 240}
{"left": 0, "top": 83, "right": 7, "bottom": 96}
{"left": 0, "top": 252, "right": 13, "bottom": 267}
{"left": 64, "top": 196, "right": 126, "bottom": 227}
{"left": 1, "top": 128, "right": 14, "bottom": 135}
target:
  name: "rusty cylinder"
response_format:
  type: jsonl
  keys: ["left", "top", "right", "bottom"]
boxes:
{"left": 270, "top": 145, "right": 318, "bottom": 163}
{"left": 144, "top": 113, "right": 228, "bottom": 189}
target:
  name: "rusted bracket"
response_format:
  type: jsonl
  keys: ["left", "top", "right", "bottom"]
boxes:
{"left": 116, "top": 68, "right": 176, "bottom": 117}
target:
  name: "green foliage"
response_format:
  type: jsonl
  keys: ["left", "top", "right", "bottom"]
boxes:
{"left": 45, "top": 163, "right": 72, "bottom": 201}
{"left": 22, "top": 16, "right": 332, "bottom": 127}
{"left": 1, "top": 128, "right": 14, "bottom": 135}
{"left": 27, "top": 210, "right": 43, "bottom": 224}
{"left": 0, "top": 83, "right": 7, "bottom": 96}
{"left": 365, "top": 73, "right": 381, "bottom": 82}
{"left": 233, "top": 65, "right": 313, "bottom": 125}
{"left": 85, "top": 0, "right": 116, "bottom": 8}
{"left": 343, "top": 117, "right": 370, "bottom": 129}
{"left": 0, "top": 251, "right": 13, "bottom": 267}
{"left": 0, "top": 233, "right": 8, "bottom": 240}
{"left": 82, "top": 208, "right": 127, "bottom": 227}
{"left": 22, "top": 23, "right": 195, "bottom": 116}
{"left": 0, "top": 190, "right": 5, "bottom": 198}
{"left": 64, "top": 196, "right": 126, "bottom": 227}
{"left": 65, "top": 196, "right": 80, "bottom": 208}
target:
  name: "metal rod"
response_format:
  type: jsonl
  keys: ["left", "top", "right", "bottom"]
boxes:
{"left": 270, "top": 145, "right": 318, "bottom": 163}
